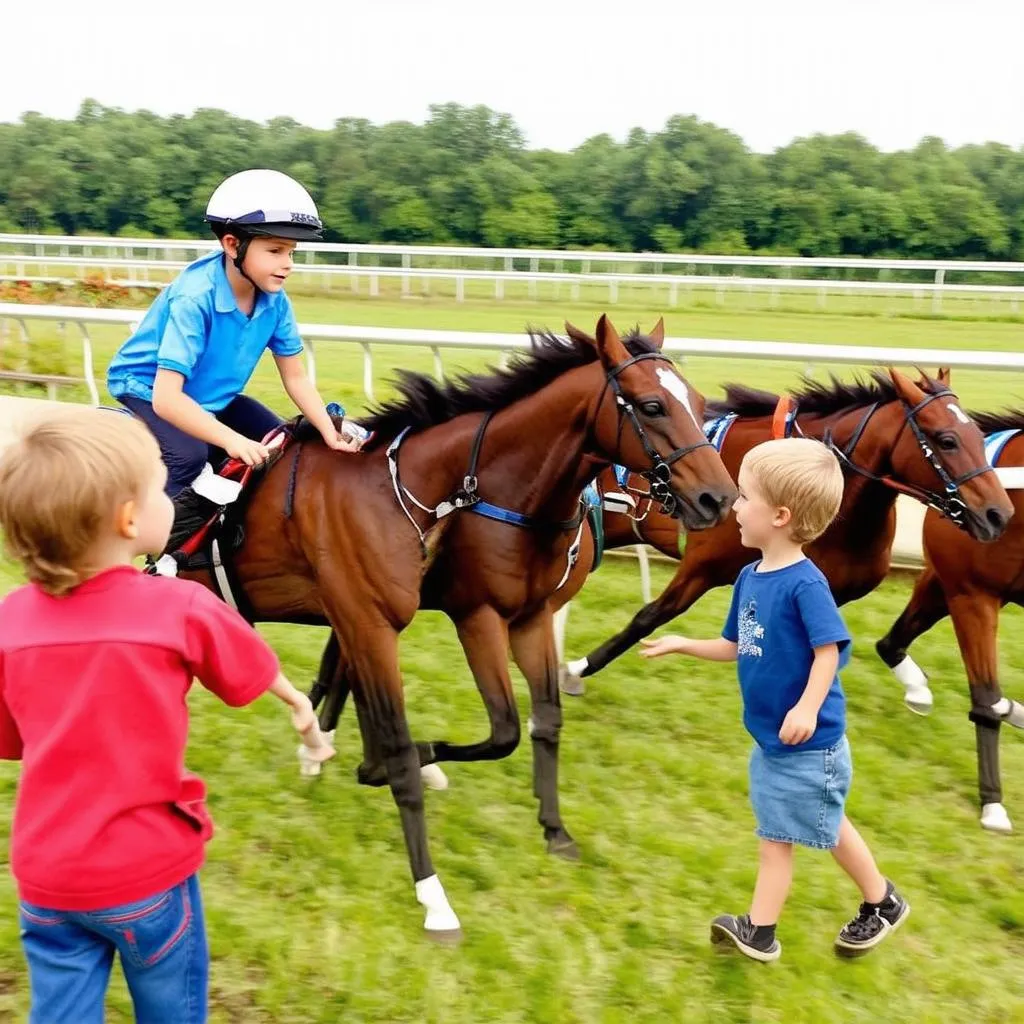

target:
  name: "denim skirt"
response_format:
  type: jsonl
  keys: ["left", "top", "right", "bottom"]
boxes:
{"left": 749, "top": 735, "right": 852, "bottom": 849}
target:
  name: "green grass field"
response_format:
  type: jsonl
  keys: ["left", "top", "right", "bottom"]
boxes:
{"left": 2, "top": 290, "right": 1024, "bottom": 1021}
{"left": 1, "top": 553, "right": 1022, "bottom": 1023}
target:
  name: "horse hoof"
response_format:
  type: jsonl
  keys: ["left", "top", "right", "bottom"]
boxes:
{"left": 981, "top": 803, "right": 1013, "bottom": 833}
{"left": 547, "top": 836, "right": 581, "bottom": 861}
{"left": 904, "top": 688, "right": 934, "bottom": 716}
{"left": 356, "top": 764, "right": 388, "bottom": 788}
{"left": 421, "top": 764, "right": 449, "bottom": 790}
{"left": 559, "top": 666, "right": 586, "bottom": 697}
{"left": 426, "top": 927, "right": 464, "bottom": 946}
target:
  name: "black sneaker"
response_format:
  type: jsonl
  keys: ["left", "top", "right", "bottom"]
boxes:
{"left": 834, "top": 881, "right": 910, "bottom": 957}
{"left": 710, "top": 914, "right": 781, "bottom": 962}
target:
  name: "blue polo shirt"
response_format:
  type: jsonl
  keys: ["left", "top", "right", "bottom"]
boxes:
{"left": 106, "top": 250, "right": 304, "bottom": 413}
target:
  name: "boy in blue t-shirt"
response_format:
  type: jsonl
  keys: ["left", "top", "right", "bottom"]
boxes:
{"left": 641, "top": 438, "right": 909, "bottom": 962}
{"left": 107, "top": 169, "right": 362, "bottom": 503}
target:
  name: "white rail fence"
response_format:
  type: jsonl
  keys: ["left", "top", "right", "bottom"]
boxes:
{"left": 6, "top": 232, "right": 1024, "bottom": 318}
{"left": 5, "top": 302, "right": 1024, "bottom": 409}
{"left": 4, "top": 254, "right": 1024, "bottom": 314}
{"left": 5, "top": 232, "right": 1024, "bottom": 279}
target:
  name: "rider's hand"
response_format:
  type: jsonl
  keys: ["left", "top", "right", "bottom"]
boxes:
{"left": 224, "top": 433, "right": 271, "bottom": 467}
{"left": 321, "top": 427, "right": 362, "bottom": 453}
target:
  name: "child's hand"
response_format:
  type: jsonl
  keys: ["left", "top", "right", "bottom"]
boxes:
{"left": 321, "top": 427, "right": 362, "bottom": 453}
{"left": 290, "top": 695, "right": 336, "bottom": 764}
{"left": 778, "top": 702, "right": 817, "bottom": 745}
{"left": 226, "top": 433, "right": 271, "bottom": 467}
{"left": 639, "top": 635, "right": 690, "bottom": 658}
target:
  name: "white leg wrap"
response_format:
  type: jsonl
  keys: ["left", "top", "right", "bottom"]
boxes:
{"left": 420, "top": 764, "right": 449, "bottom": 790}
{"left": 415, "top": 874, "right": 461, "bottom": 932}
{"left": 981, "top": 802, "right": 1013, "bottom": 833}
{"left": 893, "top": 656, "right": 933, "bottom": 714}
{"left": 566, "top": 657, "right": 589, "bottom": 677}
{"left": 992, "top": 698, "right": 1024, "bottom": 728}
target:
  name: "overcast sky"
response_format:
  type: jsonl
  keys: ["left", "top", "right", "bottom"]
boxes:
{"left": 6, "top": 0, "right": 1021, "bottom": 154}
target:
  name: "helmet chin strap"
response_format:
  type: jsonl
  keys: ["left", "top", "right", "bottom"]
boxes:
{"left": 231, "top": 233, "right": 261, "bottom": 297}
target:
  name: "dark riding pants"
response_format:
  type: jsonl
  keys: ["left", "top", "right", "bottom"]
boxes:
{"left": 118, "top": 394, "right": 282, "bottom": 497}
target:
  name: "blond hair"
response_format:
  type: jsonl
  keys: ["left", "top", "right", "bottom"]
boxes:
{"left": 741, "top": 437, "right": 844, "bottom": 544}
{"left": 0, "top": 407, "right": 160, "bottom": 596}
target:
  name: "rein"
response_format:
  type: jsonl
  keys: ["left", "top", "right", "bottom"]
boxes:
{"left": 385, "top": 350, "right": 712, "bottom": 575}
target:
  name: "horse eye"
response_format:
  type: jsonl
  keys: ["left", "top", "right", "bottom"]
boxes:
{"left": 640, "top": 400, "right": 666, "bottom": 417}
{"left": 937, "top": 434, "right": 959, "bottom": 452}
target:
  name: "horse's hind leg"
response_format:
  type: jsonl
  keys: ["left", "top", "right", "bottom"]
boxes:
{"left": 510, "top": 607, "right": 577, "bottom": 860}
{"left": 299, "top": 633, "right": 350, "bottom": 777}
{"left": 430, "top": 606, "right": 521, "bottom": 764}
{"left": 947, "top": 592, "right": 1018, "bottom": 833}
{"left": 875, "top": 566, "right": 949, "bottom": 715}
{"left": 306, "top": 631, "right": 448, "bottom": 791}
{"left": 309, "top": 631, "right": 343, "bottom": 715}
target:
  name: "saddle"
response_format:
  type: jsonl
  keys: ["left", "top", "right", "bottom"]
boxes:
{"left": 149, "top": 424, "right": 294, "bottom": 578}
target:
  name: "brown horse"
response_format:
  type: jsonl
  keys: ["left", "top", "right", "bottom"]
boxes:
{"left": 876, "top": 413, "right": 1024, "bottom": 833}
{"left": 183, "top": 314, "right": 734, "bottom": 941}
{"left": 556, "top": 370, "right": 1014, "bottom": 694}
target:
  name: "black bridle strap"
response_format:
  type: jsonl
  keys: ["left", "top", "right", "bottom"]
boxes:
{"left": 818, "top": 390, "right": 996, "bottom": 527}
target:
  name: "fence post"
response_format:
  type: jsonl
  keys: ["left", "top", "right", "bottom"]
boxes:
{"left": 304, "top": 339, "right": 316, "bottom": 386}
{"left": 76, "top": 323, "right": 100, "bottom": 406}
{"left": 933, "top": 268, "right": 945, "bottom": 314}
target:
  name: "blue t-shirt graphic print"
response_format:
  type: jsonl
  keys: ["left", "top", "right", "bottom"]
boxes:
{"left": 723, "top": 558, "right": 851, "bottom": 755}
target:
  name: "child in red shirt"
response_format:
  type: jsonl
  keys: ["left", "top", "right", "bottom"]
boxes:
{"left": 0, "top": 406, "right": 335, "bottom": 1024}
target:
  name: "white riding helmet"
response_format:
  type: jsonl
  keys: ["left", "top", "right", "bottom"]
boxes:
{"left": 205, "top": 169, "right": 323, "bottom": 242}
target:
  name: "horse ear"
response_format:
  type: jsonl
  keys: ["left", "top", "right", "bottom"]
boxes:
{"left": 564, "top": 320, "right": 596, "bottom": 348}
{"left": 594, "top": 314, "right": 631, "bottom": 368}
{"left": 648, "top": 317, "right": 666, "bottom": 350}
{"left": 937, "top": 366, "right": 952, "bottom": 386}
{"left": 889, "top": 367, "right": 927, "bottom": 406}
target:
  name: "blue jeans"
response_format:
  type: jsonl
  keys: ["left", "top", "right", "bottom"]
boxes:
{"left": 119, "top": 394, "right": 282, "bottom": 497}
{"left": 19, "top": 874, "right": 208, "bottom": 1024}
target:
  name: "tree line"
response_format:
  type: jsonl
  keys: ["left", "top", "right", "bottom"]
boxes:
{"left": 1, "top": 100, "right": 1022, "bottom": 260}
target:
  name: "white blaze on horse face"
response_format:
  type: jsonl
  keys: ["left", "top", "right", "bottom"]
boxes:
{"left": 947, "top": 402, "right": 971, "bottom": 425}
{"left": 655, "top": 367, "right": 699, "bottom": 427}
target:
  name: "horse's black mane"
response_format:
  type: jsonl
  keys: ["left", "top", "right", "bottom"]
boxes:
{"left": 970, "top": 408, "right": 1024, "bottom": 433}
{"left": 705, "top": 371, "right": 948, "bottom": 419}
{"left": 318, "top": 327, "right": 659, "bottom": 451}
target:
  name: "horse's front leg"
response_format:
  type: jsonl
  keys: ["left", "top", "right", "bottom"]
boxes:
{"left": 509, "top": 606, "right": 578, "bottom": 860}
{"left": 303, "top": 632, "right": 447, "bottom": 790}
{"left": 875, "top": 566, "right": 949, "bottom": 715}
{"left": 324, "top": 601, "right": 462, "bottom": 942}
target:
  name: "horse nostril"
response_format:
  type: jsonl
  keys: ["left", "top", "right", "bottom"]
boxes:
{"left": 986, "top": 506, "right": 1008, "bottom": 532}
{"left": 699, "top": 491, "right": 729, "bottom": 518}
